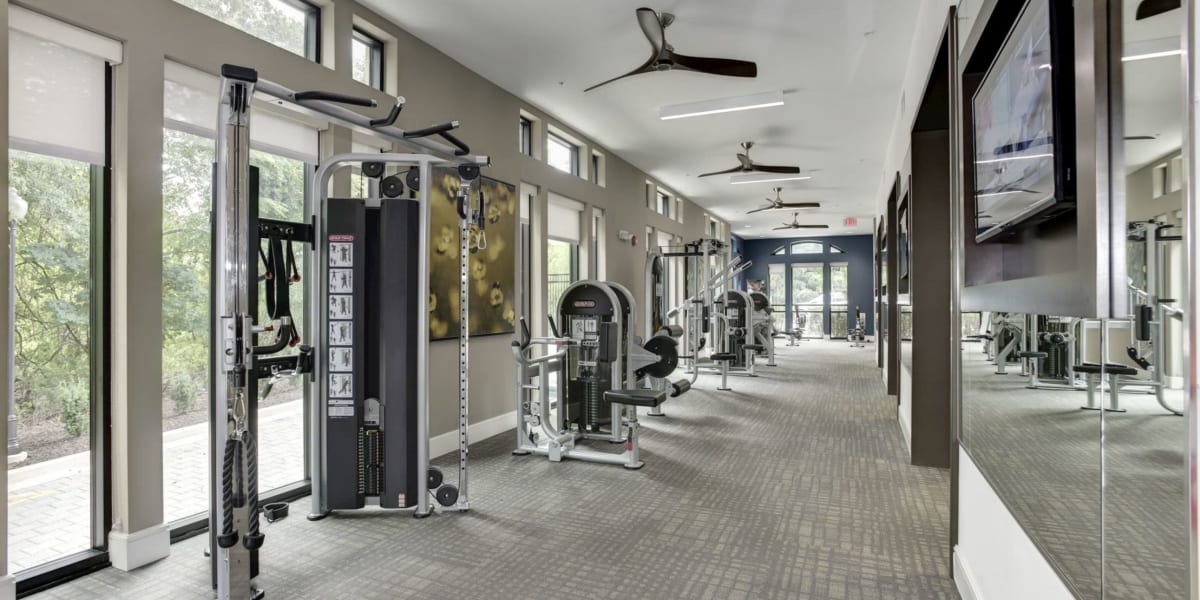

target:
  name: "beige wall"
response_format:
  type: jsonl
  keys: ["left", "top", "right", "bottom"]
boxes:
{"left": 11, "top": 0, "right": 725, "bottom": 553}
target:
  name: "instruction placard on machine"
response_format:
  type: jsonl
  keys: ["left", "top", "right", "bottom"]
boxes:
{"left": 328, "top": 235, "right": 355, "bottom": 418}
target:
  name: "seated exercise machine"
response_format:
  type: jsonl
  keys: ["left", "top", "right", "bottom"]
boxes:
{"left": 510, "top": 281, "right": 689, "bottom": 468}
{"left": 208, "top": 64, "right": 488, "bottom": 600}
{"left": 1124, "top": 220, "right": 1185, "bottom": 415}
{"left": 748, "top": 291, "right": 777, "bottom": 366}
{"left": 786, "top": 309, "right": 808, "bottom": 346}
{"left": 1016, "top": 315, "right": 1085, "bottom": 391}
{"left": 848, "top": 306, "right": 867, "bottom": 348}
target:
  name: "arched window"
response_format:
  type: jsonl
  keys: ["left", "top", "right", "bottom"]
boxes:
{"left": 829, "top": 244, "right": 845, "bottom": 254}
{"left": 772, "top": 246, "right": 787, "bottom": 256}
{"left": 790, "top": 241, "right": 823, "bottom": 254}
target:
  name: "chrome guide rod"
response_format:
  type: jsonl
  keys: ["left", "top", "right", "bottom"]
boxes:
{"left": 1184, "top": 0, "right": 1199, "bottom": 595}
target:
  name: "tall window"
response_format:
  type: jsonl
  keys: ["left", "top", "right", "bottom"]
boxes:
{"left": 547, "top": 132, "right": 579, "bottom": 175}
{"left": 546, "top": 195, "right": 582, "bottom": 318}
{"left": 174, "top": 0, "right": 320, "bottom": 60}
{"left": 351, "top": 28, "right": 383, "bottom": 89}
{"left": 546, "top": 239, "right": 578, "bottom": 314}
{"left": 518, "top": 117, "right": 533, "bottom": 156}
{"left": 829, "top": 263, "right": 849, "bottom": 338}
{"left": 790, "top": 264, "right": 825, "bottom": 338}
{"left": 162, "top": 63, "right": 315, "bottom": 525}
{"left": 590, "top": 151, "right": 604, "bottom": 185}
{"left": 8, "top": 16, "right": 117, "bottom": 575}
{"left": 768, "top": 264, "right": 787, "bottom": 319}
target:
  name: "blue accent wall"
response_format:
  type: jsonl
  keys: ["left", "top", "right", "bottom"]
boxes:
{"left": 739, "top": 234, "right": 875, "bottom": 335}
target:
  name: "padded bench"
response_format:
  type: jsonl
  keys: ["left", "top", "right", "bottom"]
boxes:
{"left": 711, "top": 352, "right": 737, "bottom": 362}
{"left": 1017, "top": 351, "right": 1048, "bottom": 360}
{"left": 1073, "top": 363, "right": 1137, "bottom": 412}
{"left": 744, "top": 344, "right": 764, "bottom": 352}
{"left": 604, "top": 389, "right": 667, "bottom": 409}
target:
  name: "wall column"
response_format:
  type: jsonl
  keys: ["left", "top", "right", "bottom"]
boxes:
{"left": 108, "top": 40, "right": 169, "bottom": 571}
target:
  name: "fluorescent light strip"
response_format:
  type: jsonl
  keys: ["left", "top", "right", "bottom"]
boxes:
{"left": 729, "top": 174, "right": 812, "bottom": 185}
{"left": 1122, "top": 49, "right": 1183, "bottom": 62}
{"left": 975, "top": 152, "right": 1053, "bottom": 165}
{"left": 659, "top": 90, "right": 784, "bottom": 121}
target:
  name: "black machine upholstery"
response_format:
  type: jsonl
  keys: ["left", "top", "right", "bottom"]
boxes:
{"left": 711, "top": 352, "right": 737, "bottom": 362}
{"left": 1072, "top": 363, "right": 1139, "bottom": 377}
{"left": 1017, "top": 351, "right": 1049, "bottom": 359}
{"left": 604, "top": 389, "right": 667, "bottom": 408}
{"left": 744, "top": 344, "right": 764, "bottom": 352}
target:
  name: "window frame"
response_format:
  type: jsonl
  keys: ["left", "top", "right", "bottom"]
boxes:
{"left": 547, "top": 131, "right": 579, "bottom": 176}
{"left": 656, "top": 189, "right": 671, "bottom": 216}
{"left": 519, "top": 116, "right": 533, "bottom": 156}
{"left": 351, "top": 27, "right": 384, "bottom": 90}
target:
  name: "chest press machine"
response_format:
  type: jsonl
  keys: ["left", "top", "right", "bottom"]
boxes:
{"left": 511, "top": 281, "right": 690, "bottom": 468}
{"left": 210, "top": 65, "right": 488, "bottom": 600}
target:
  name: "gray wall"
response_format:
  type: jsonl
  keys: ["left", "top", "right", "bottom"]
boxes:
{"left": 9, "top": 0, "right": 725, "bottom": 559}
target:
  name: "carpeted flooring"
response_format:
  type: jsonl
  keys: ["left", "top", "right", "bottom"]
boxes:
{"left": 961, "top": 343, "right": 1187, "bottom": 600}
{"left": 37, "top": 340, "right": 957, "bottom": 600}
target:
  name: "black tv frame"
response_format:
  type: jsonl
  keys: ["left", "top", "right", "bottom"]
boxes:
{"left": 971, "top": 0, "right": 1075, "bottom": 243}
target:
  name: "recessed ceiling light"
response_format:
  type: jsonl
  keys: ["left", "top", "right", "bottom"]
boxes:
{"left": 659, "top": 91, "right": 784, "bottom": 121}
{"left": 729, "top": 173, "right": 813, "bottom": 185}
{"left": 743, "top": 225, "right": 752, "bottom": 228}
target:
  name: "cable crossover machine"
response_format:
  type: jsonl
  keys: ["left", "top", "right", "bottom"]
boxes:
{"left": 209, "top": 64, "right": 488, "bottom": 600}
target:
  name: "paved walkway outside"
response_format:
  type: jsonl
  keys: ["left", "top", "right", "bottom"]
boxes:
{"left": 8, "top": 398, "right": 304, "bottom": 572}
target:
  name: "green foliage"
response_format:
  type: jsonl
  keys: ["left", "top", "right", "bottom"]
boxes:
{"left": 174, "top": 0, "right": 310, "bottom": 57}
{"left": 9, "top": 151, "right": 93, "bottom": 429}
{"left": 57, "top": 378, "right": 89, "bottom": 437}
{"left": 161, "top": 131, "right": 307, "bottom": 414}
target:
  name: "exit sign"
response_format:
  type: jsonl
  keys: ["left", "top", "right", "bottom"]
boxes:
{"left": 843, "top": 217, "right": 858, "bottom": 228}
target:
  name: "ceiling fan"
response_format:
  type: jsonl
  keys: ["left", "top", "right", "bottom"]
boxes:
{"left": 747, "top": 187, "right": 820, "bottom": 214}
{"left": 1136, "top": 0, "right": 1180, "bottom": 19}
{"left": 699, "top": 142, "right": 800, "bottom": 178}
{"left": 584, "top": 7, "right": 757, "bottom": 92}
{"left": 773, "top": 212, "right": 829, "bottom": 231}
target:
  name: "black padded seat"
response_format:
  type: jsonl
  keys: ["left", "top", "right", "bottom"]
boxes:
{"left": 1073, "top": 363, "right": 1139, "bottom": 376}
{"left": 743, "top": 344, "right": 764, "bottom": 351}
{"left": 1017, "top": 351, "right": 1048, "bottom": 359}
{"left": 604, "top": 389, "right": 666, "bottom": 408}
{"left": 711, "top": 353, "right": 737, "bottom": 362}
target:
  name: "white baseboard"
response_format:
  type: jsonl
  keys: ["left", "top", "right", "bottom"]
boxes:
{"left": 953, "top": 547, "right": 981, "bottom": 600}
{"left": 0, "top": 574, "right": 13, "bottom": 600}
{"left": 109, "top": 522, "right": 169, "bottom": 571}
{"left": 430, "top": 411, "right": 515, "bottom": 459}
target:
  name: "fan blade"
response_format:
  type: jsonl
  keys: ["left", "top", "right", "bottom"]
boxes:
{"left": 697, "top": 165, "right": 743, "bottom": 178}
{"left": 584, "top": 57, "right": 658, "bottom": 92}
{"left": 772, "top": 225, "right": 793, "bottom": 230}
{"left": 670, "top": 52, "right": 757, "bottom": 78}
{"left": 736, "top": 153, "right": 753, "bottom": 170}
{"left": 1136, "top": 0, "right": 1181, "bottom": 20}
{"left": 752, "top": 164, "right": 802, "bottom": 174}
{"left": 746, "top": 205, "right": 774, "bottom": 215}
{"left": 779, "top": 202, "right": 821, "bottom": 209}
{"left": 794, "top": 224, "right": 829, "bottom": 229}
{"left": 1125, "top": 135, "right": 1158, "bottom": 141}
{"left": 636, "top": 7, "right": 667, "bottom": 54}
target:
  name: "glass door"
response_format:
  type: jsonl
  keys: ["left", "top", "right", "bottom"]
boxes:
{"left": 829, "top": 262, "right": 849, "bottom": 338}
{"left": 790, "top": 263, "right": 825, "bottom": 338}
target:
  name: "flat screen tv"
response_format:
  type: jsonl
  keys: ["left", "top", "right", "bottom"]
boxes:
{"left": 972, "top": 0, "right": 1074, "bottom": 243}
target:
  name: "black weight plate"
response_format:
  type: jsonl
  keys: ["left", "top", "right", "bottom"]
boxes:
{"left": 427, "top": 467, "right": 444, "bottom": 489}
{"left": 362, "top": 161, "right": 384, "bottom": 178}
{"left": 436, "top": 485, "right": 459, "bottom": 507}
{"left": 405, "top": 166, "right": 421, "bottom": 191}
{"left": 382, "top": 175, "right": 404, "bottom": 198}
{"left": 640, "top": 335, "right": 679, "bottom": 379}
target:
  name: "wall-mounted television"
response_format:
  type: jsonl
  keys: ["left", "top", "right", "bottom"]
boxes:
{"left": 972, "top": 0, "right": 1074, "bottom": 243}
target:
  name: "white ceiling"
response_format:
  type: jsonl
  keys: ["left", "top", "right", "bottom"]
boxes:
{"left": 361, "top": 0, "right": 1181, "bottom": 239}
{"left": 362, "top": 0, "right": 931, "bottom": 238}
{"left": 1122, "top": 0, "right": 1185, "bottom": 174}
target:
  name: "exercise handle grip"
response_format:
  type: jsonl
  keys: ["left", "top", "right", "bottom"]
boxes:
{"left": 293, "top": 90, "right": 377, "bottom": 108}
{"left": 438, "top": 130, "right": 471, "bottom": 157}
{"left": 404, "top": 121, "right": 460, "bottom": 140}
{"left": 369, "top": 98, "right": 405, "bottom": 128}
{"left": 519, "top": 317, "right": 532, "bottom": 350}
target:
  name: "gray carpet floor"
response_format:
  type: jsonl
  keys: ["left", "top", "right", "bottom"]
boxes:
{"left": 961, "top": 344, "right": 1187, "bottom": 600}
{"left": 38, "top": 340, "right": 957, "bottom": 599}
